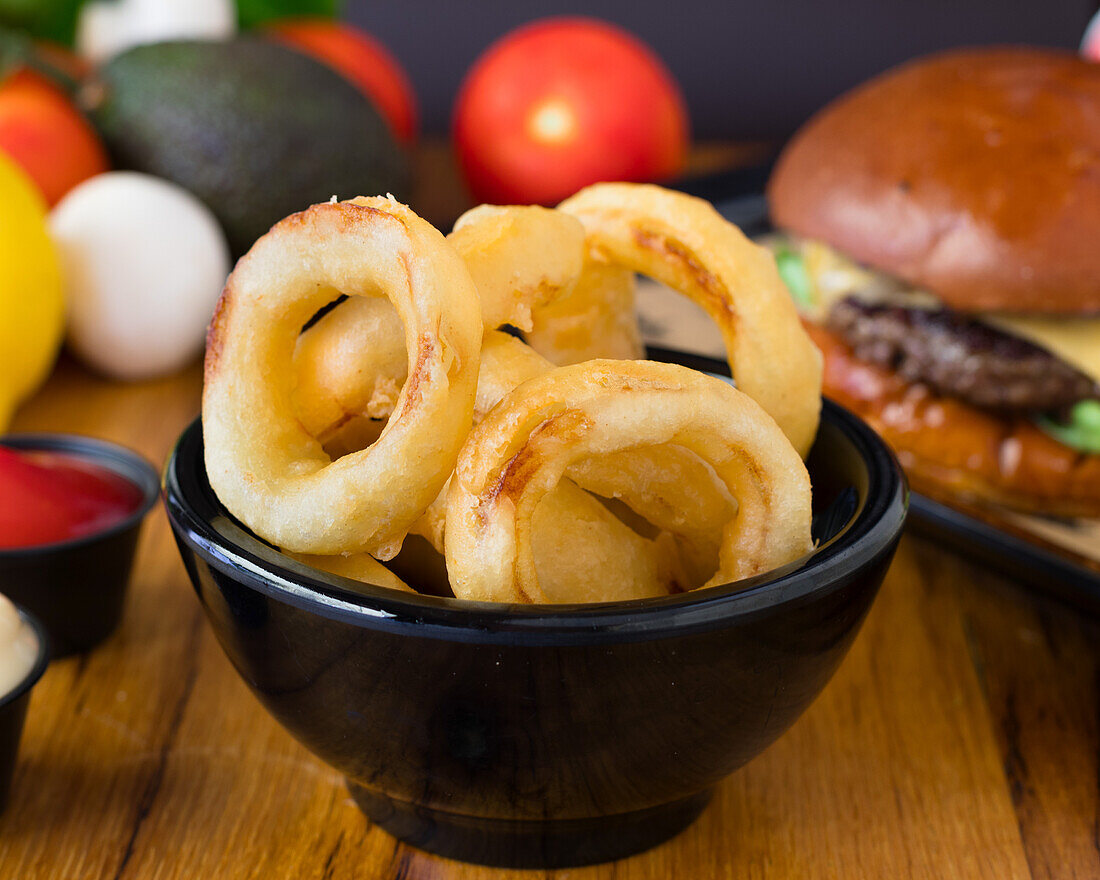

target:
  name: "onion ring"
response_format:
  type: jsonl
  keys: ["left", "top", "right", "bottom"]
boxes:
{"left": 450, "top": 204, "right": 586, "bottom": 332}
{"left": 559, "top": 182, "right": 823, "bottom": 457}
{"left": 203, "top": 196, "right": 482, "bottom": 559}
{"left": 291, "top": 295, "right": 407, "bottom": 444}
{"left": 525, "top": 257, "right": 645, "bottom": 365}
{"left": 411, "top": 332, "right": 688, "bottom": 600}
{"left": 445, "top": 359, "right": 813, "bottom": 604}
{"left": 529, "top": 479, "right": 681, "bottom": 603}
{"left": 407, "top": 329, "right": 578, "bottom": 554}
{"left": 565, "top": 444, "right": 735, "bottom": 587}
{"left": 289, "top": 204, "right": 586, "bottom": 450}
{"left": 415, "top": 331, "right": 734, "bottom": 588}
{"left": 285, "top": 551, "right": 413, "bottom": 593}
{"left": 472, "top": 329, "right": 553, "bottom": 420}
{"left": 475, "top": 333, "right": 735, "bottom": 587}
{"left": 416, "top": 477, "right": 684, "bottom": 601}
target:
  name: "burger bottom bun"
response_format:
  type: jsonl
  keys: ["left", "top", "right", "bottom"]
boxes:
{"left": 805, "top": 323, "right": 1100, "bottom": 519}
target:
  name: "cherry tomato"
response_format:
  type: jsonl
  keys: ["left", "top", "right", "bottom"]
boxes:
{"left": 0, "top": 446, "right": 144, "bottom": 549}
{"left": 265, "top": 18, "right": 418, "bottom": 143}
{"left": 453, "top": 17, "right": 689, "bottom": 205}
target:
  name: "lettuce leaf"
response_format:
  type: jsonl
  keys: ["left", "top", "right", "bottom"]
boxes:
{"left": 774, "top": 246, "right": 815, "bottom": 310}
{"left": 1038, "top": 400, "right": 1100, "bottom": 454}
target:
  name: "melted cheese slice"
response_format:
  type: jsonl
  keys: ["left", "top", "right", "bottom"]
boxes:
{"left": 984, "top": 316, "right": 1100, "bottom": 385}
{"left": 776, "top": 237, "right": 1100, "bottom": 386}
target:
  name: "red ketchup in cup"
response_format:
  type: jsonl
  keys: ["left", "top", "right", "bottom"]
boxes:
{"left": 0, "top": 446, "right": 145, "bottom": 549}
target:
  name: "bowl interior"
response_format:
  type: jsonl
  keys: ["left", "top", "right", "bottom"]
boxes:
{"left": 164, "top": 394, "right": 907, "bottom": 633}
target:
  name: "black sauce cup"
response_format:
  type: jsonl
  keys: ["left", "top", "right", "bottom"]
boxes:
{"left": 0, "top": 606, "right": 49, "bottom": 813}
{"left": 0, "top": 434, "right": 160, "bottom": 657}
{"left": 163, "top": 399, "right": 907, "bottom": 869}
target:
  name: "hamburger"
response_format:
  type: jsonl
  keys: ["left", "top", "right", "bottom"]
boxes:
{"left": 765, "top": 47, "right": 1100, "bottom": 518}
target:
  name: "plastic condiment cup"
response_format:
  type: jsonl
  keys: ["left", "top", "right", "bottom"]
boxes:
{"left": 0, "top": 434, "right": 159, "bottom": 656}
{"left": 0, "top": 603, "right": 49, "bottom": 813}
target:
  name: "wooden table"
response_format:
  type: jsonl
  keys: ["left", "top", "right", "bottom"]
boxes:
{"left": 3, "top": 149, "right": 1100, "bottom": 878}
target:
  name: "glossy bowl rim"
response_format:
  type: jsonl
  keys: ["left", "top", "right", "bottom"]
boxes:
{"left": 0, "top": 606, "right": 50, "bottom": 710}
{"left": 0, "top": 433, "right": 160, "bottom": 558}
{"left": 164, "top": 397, "right": 908, "bottom": 640}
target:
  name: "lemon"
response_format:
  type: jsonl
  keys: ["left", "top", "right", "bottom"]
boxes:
{"left": 0, "top": 151, "right": 64, "bottom": 428}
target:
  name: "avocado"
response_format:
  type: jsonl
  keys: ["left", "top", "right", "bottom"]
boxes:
{"left": 84, "top": 37, "right": 409, "bottom": 256}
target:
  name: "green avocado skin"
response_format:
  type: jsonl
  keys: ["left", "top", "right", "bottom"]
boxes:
{"left": 87, "top": 38, "right": 410, "bottom": 257}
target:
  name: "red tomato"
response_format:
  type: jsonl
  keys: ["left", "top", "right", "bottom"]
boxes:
{"left": 453, "top": 17, "right": 689, "bottom": 206}
{"left": 265, "top": 18, "right": 418, "bottom": 143}
{"left": 0, "top": 70, "right": 109, "bottom": 206}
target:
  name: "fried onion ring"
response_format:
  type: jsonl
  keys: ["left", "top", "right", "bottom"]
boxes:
{"left": 203, "top": 196, "right": 482, "bottom": 559}
{"left": 475, "top": 333, "right": 735, "bottom": 587}
{"left": 566, "top": 444, "right": 735, "bottom": 587}
{"left": 559, "top": 182, "right": 823, "bottom": 457}
{"left": 529, "top": 479, "right": 681, "bottom": 603}
{"left": 445, "top": 359, "right": 813, "bottom": 604}
{"left": 285, "top": 551, "right": 413, "bottom": 593}
{"left": 407, "top": 330, "right": 585, "bottom": 553}
{"left": 291, "top": 295, "right": 407, "bottom": 444}
{"left": 410, "top": 332, "right": 689, "bottom": 600}
{"left": 525, "top": 257, "right": 645, "bottom": 365}
{"left": 450, "top": 204, "right": 586, "bottom": 332}
{"left": 289, "top": 204, "right": 586, "bottom": 449}
{"left": 472, "top": 329, "right": 553, "bottom": 420}
{"left": 414, "top": 331, "right": 735, "bottom": 589}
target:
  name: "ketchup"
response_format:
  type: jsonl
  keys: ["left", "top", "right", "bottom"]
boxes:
{"left": 0, "top": 446, "right": 145, "bottom": 549}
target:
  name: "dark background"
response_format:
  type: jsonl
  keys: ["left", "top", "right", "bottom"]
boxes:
{"left": 346, "top": 0, "right": 1098, "bottom": 138}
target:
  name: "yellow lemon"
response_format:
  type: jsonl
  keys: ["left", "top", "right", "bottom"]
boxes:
{"left": 0, "top": 151, "right": 64, "bottom": 428}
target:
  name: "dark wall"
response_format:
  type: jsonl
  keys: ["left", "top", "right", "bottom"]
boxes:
{"left": 346, "top": 0, "right": 1096, "bottom": 138}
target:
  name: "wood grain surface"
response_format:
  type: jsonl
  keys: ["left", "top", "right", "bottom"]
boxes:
{"left": 2, "top": 145, "right": 1098, "bottom": 878}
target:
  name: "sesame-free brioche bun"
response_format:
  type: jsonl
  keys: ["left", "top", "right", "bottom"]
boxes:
{"left": 768, "top": 47, "right": 1100, "bottom": 315}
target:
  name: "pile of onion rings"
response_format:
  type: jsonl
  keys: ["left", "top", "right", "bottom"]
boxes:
{"left": 202, "top": 185, "right": 822, "bottom": 604}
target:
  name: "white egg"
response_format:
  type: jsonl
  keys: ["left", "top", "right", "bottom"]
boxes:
{"left": 77, "top": 0, "right": 236, "bottom": 65}
{"left": 50, "top": 172, "right": 230, "bottom": 381}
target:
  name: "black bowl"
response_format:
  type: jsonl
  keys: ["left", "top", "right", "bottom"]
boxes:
{"left": 0, "top": 606, "right": 49, "bottom": 813}
{"left": 163, "top": 399, "right": 907, "bottom": 868}
{"left": 0, "top": 434, "right": 160, "bottom": 657}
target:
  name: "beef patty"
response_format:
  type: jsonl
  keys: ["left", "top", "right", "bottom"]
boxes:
{"left": 827, "top": 297, "right": 1098, "bottom": 413}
